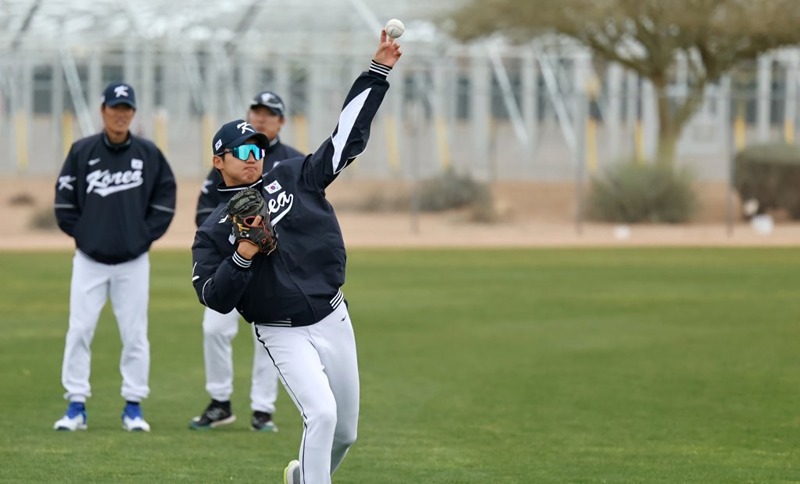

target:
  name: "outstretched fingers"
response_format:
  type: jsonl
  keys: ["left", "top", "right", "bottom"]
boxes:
{"left": 374, "top": 30, "right": 402, "bottom": 67}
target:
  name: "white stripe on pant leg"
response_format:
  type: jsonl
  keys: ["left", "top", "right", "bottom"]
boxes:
{"left": 256, "top": 324, "right": 338, "bottom": 484}
{"left": 62, "top": 250, "right": 111, "bottom": 401}
{"left": 251, "top": 324, "right": 279, "bottom": 414}
{"left": 203, "top": 307, "right": 240, "bottom": 402}
{"left": 110, "top": 252, "right": 151, "bottom": 402}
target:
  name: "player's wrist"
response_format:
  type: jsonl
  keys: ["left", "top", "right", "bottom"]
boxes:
{"left": 231, "top": 251, "right": 252, "bottom": 270}
{"left": 369, "top": 60, "right": 391, "bottom": 78}
{"left": 236, "top": 242, "right": 259, "bottom": 259}
{"left": 232, "top": 243, "right": 258, "bottom": 269}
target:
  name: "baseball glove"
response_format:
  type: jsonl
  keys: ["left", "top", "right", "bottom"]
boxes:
{"left": 226, "top": 188, "right": 277, "bottom": 255}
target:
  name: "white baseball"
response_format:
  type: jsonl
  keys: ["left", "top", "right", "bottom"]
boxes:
{"left": 385, "top": 19, "right": 405, "bottom": 39}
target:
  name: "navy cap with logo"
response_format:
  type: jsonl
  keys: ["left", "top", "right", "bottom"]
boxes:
{"left": 212, "top": 119, "right": 270, "bottom": 156}
{"left": 101, "top": 82, "right": 136, "bottom": 109}
{"left": 250, "top": 91, "right": 285, "bottom": 117}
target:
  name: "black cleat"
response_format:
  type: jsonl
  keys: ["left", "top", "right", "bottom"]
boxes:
{"left": 189, "top": 400, "right": 236, "bottom": 430}
{"left": 251, "top": 411, "right": 278, "bottom": 432}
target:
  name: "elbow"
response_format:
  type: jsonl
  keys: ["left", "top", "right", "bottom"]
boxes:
{"left": 56, "top": 220, "right": 74, "bottom": 237}
{"left": 200, "top": 295, "right": 235, "bottom": 314}
{"left": 196, "top": 280, "right": 235, "bottom": 313}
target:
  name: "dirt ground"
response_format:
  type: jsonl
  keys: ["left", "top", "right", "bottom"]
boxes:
{"left": 2, "top": 176, "right": 799, "bottom": 250}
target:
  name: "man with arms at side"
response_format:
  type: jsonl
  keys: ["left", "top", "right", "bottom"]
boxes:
{"left": 53, "top": 82, "right": 176, "bottom": 432}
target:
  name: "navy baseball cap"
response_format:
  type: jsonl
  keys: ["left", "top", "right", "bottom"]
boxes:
{"left": 212, "top": 119, "right": 270, "bottom": 156}
{"left": 101, "top": 82, "right": 136, "bottom": 109}
{"left": 250, "top": 91, "right": 285, "bottom": 117}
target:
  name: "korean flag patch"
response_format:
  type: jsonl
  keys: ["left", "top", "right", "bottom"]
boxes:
{"left": 131, "top": 158, "right": 144, "bottom": 170}
{"left": 265, "top": 180, "right": 282, "bottom": 194}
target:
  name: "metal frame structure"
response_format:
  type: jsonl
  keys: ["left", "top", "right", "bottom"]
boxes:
{"left": 1, "top": 1, "right": 799, "bottom": 181}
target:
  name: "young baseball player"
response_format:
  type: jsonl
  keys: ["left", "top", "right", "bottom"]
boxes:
{"left": 190, "top": 91, "right": 305, "bottom": 432}
{"left": 53, "top": 82, "right": 177, "bottom": 432}
{"left": 190, "top": 31, "right": 401, "bottom": 483}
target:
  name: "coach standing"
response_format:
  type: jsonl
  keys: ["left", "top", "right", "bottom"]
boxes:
{"left": 53, "top": 82, "right": 176, "bottom": 432}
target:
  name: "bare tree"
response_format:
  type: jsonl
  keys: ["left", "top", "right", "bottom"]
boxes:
{"left": 446, "top": 0, "right": 800, "bottom": 164}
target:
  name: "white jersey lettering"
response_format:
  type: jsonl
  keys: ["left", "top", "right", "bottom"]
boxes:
{"left": 86, "top": 169, "right": 144, "bottom": 197}
{"left": 267, "top": 191, "right": 294, "bottom": 226}
{"left": 58, "top": 175, "right": 77, "bottom": 191}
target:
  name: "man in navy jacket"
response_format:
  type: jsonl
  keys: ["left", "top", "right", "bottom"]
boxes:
{"left": 191, "top": 31, "right": 401, "bottom": 484}
{"left": 190, "top": 91, "right": 305, "bottom": 432}
{"left": 54, "top": 81, "right": 176, "bottom": 432}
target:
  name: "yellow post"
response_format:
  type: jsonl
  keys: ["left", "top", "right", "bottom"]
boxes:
{"left": 734, "top": 112, "right": 746, "bottom": 151}
{"left": 784, "top": 118, "right": 795, "bottom": 145}
{"left": 435, "top": 117, "right": 450, "bottom": 170}
{"left": 384, "top": 116, "right": 400, "bottom": 174}
{"left": 634, "top": 120, "right": 645, "bottom": 163}
{"left": 62, "top": 112, "right": 74, "bottom": 157}
{"left": 293, "top": 115, "right": 310, "bottom": 155}
{"left": 15, "top": 111, "right": 28, "bottom": 172}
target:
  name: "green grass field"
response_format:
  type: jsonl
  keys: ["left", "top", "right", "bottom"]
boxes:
{"left": 1, "top": 248, "right": 799, "bottom": 483}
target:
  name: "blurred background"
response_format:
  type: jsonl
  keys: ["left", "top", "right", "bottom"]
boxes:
{"left": 3, "top": 0, "right": 800, "bottom": 232}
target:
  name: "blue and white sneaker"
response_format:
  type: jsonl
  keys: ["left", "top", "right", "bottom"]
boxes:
{"left": 121, "top": 403, "right": 151, "bottom": 432}
{"left": 53, "top": 401, "right": 87, "bottom": 431}
{"left": 283, "top": 460, "right": 300, "bottom": 484}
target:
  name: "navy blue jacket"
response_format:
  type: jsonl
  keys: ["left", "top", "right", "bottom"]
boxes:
{"left": 54, "top": 132, "right": 176, "bottom": 264}
{"left": 195, "top": 138, "right": 304, "bottom": 227}
{"left": 191, "top": 65, "right": 389, "bottom": 327}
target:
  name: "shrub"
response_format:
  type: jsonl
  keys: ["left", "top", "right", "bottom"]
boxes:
{"left": 359, "top": 190, "right": 411, "bottom": 212}
{"left": 8, "top": 192, "right": 36, "bottom": 206}
{"left": 466, "top": 188, "right": 499, "bottom": 223}
{"left": 355, "top": 169, "right": 499, "bottom": 223}
{"left": 418, "top": 168, "right": 493, "bottom": 213}
{"left": 734, "top": 143, "right": 800, "bottom": 219}
{"left": 30, "top": 206, "right": 59, "bottom": 230}
{"left": 588, "top": 161, "right": 697, "bottom": 223}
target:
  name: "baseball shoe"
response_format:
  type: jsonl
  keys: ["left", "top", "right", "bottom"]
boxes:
{"left": 251, "top": 411, "right": 278, "bottom": 432}
{"left": 53, "top": 401, "right": 87, "bottom": 431}
{"left": 189, "top": 400, "right": 236, "bottom": 430}
{"left": 121, "top": 402, "right": 151, "bottom": 432}
{"left": 283, "top": 460, "right": 300, "bottom": 484}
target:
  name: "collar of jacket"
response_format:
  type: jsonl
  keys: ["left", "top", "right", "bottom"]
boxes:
{"left": 102, "top": 131, "right": 133, "bottom": 151}
{"left": 215, "top": 177, "right": 264, "bottom": 203}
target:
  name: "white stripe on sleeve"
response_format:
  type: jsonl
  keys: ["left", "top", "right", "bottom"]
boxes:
{"left": 232, "top": 251, "right": 252, "bottom": 269}
{"left": 330, "top": 88, "right": 371, "bottom": 174}
{"left": 150, "top": 204, "right": 175, "bottom": 213}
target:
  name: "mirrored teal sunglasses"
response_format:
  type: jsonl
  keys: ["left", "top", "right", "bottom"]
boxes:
{"left": 225, "top": 144, "right": 265, "bottom": 161}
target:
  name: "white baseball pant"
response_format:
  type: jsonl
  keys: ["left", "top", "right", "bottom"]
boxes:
{"left": 255, "top": 302, "right": 359, "bottom": 484}
{"left": 202, "top": 307, "right": 279, "bottom": 413}
{"left": 61, "top": 250, "right": 150, "bottom": 403}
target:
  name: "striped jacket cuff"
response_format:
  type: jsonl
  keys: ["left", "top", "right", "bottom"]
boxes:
{"left": 231, "top": 251, "right": 252, "bottom": 269}
{"left": 369, "top": 60, "right": 392, "bottom": 78}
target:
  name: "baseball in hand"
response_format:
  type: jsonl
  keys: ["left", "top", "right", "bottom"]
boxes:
{"left": 385, "top": 19, "right": 405, "bottom": 39}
